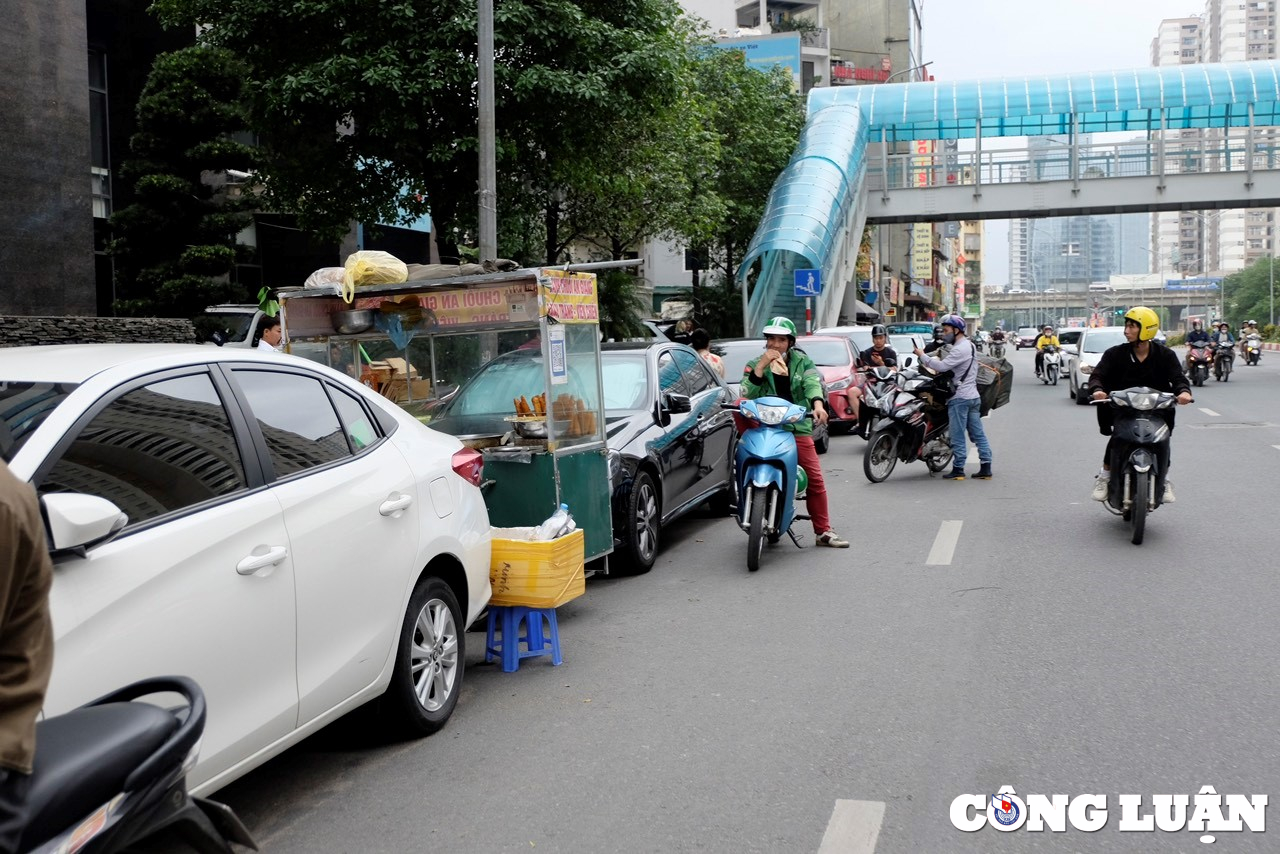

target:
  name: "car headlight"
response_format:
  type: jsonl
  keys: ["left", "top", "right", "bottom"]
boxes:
{"left": 755, "top": 404, "right": 789, "bottom": 425}
{"left": 827, "top": 377, "right": 852, "bottom": 391}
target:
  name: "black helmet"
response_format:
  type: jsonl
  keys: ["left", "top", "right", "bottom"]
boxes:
{"left": 932, "top": 324, "right": 944, "bottom": 340}
{"left": 871, "top": 324, "right": 888, "bottom": 337}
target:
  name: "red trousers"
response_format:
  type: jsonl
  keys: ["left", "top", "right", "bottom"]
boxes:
{"left": 794, "top": 434, "right": 831, "bottom": 534}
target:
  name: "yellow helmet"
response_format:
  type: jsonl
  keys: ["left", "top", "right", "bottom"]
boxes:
{"left": 1123, "top": 306, "right": 1160, "bottom": 341}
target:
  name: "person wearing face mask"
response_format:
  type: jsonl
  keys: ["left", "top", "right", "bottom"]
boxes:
{"left": 913, "top": 314, "right": 993, "bottom": 481}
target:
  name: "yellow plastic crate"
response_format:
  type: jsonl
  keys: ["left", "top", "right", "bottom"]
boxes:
{"left": 488, "top": 528, "right": 585, "bottom": 608}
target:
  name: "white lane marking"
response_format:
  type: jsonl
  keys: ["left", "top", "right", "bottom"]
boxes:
{"left": 926, "top": 520, "right": 964, "bottom": 566}
{"left": 1199, "top": 407, "right": 1221, "bottom": 417}
{"left": 817, "top": 800, "right": 885, "bottom": 854}
{"left": 1273, "top": 445, "right": 1280, "bottom": 452}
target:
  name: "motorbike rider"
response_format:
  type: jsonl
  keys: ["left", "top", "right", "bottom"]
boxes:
{"left": 0, "top": 461, "right": 54, "bottom": 852}
{"left": 1185, "top": 319, "right": 1210, "bottom": 371}
{"left": 923, "top": 324, "right": 948, "bottom": 355}
{"left": 1211, "top": 321, "right": 1235, "bottom": 356}
{"left": 846, "top": 324, "right": 898, "bottom": 438}
{"left": 1088, "top": 307, "right": 1192, "bottom": 503}
{"left": 1033, "top": 324, "right": 1060, "bottom": 377}
{"left": 1241, "top": 320, "right": 1261, "bottom": 355}
{"left": 741, "top": 317, "right": 850, "bottom": 548}
{"left": 912, "top": 314, "right": 993, "bottom": 480}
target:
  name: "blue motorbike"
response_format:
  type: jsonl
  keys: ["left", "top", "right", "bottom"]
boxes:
{"left": 725, "top": 396, "right": 810, "bottom": 572}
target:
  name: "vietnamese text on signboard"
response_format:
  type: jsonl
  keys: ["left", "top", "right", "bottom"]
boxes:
{"left": 354, "top": 283, "right": 536, "bottom": 328}
{"left": 540, "top": 271, "right": 600, "bottom": 323}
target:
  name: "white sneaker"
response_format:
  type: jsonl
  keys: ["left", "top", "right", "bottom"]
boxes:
{"left": 1162, "top": 480, "right": 1176, "bottom": 503}
{"left": 1091, "top": 476, "right": 1110, "bottom": 502}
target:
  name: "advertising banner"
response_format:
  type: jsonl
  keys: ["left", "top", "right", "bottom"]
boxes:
{"left": 539, "top": 271, "right": 600, "bottom": 323}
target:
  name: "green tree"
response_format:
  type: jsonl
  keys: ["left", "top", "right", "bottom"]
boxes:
{"left": 669, "top": 48, "right": 805, "bottom": 335}
{"left": 1222, "top": 257, "right": 1278, "bottom": 332}
{"left": 153, "top": 0, "right": 693, "bottom": 265}
{"left": 109, "top": 47, "right": 258, "bottom": 317}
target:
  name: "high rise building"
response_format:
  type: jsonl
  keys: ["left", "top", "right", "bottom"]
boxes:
{"left": 1152, "top": 4, "right": 1279, "bottom": 277}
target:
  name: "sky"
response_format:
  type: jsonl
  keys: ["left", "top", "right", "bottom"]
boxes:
{"left": 920, "top": 0, "right": 1200, "bottom": 284}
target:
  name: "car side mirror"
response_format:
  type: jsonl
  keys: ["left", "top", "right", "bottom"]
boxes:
{"left": 664, "top": 392, "right": 692, "bottom": 414}
{"left": 1062, "top": 345, "right": 1078, "bottom": 355}
{"left": 41, "top": 493, "right": 128, "bottom": 555}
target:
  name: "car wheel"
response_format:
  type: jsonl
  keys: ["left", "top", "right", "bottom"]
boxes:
{"left": 377, "top": 576, "right": 463, "bottom": 737}
{"left": 618, "top": 470, "right": 660, "bottom": 574}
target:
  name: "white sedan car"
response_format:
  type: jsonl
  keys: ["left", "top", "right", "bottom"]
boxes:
{"left": 1066, "top": 327, "right": 1129, "bottom": 403}
{"left": 0, "top": 345, "right": 491, "bottom": 793}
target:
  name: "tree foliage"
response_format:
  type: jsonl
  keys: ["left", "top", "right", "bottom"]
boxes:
{"left": 675, "top": 50, "right": 804, "bottom": 285}
{"left": 1222, "top": 257, "right": 1279, "bottom": 333}
{"left": 153, "top": 0, "right": 694, "bottom": 263}
{"left": 109, "top": 46, "right": 257, "bottom": 316}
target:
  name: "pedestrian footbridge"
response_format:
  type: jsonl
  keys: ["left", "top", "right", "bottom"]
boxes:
{"left": 740, "top": 61, "right": 1280, "bottom": 332}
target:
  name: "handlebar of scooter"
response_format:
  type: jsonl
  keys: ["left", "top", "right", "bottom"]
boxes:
{"left": 1088, "top": 395, "right": 1194, "bottom": 405}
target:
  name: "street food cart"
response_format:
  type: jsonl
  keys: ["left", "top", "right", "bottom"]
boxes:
{"left": 277, "top": 268, "right": 613, "bottom": 563}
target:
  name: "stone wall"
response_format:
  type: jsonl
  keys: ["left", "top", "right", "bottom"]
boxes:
{"left": 0, "top": 316, "right": 196, "bottom": 348}
{"left": 1, "top": 0, "right": 95, "bottom": 316}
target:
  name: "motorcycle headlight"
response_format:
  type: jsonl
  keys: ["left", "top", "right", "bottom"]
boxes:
{"left": 827, "top": 377, "right": 852, "bottom": 391}
{"left": 755, "top": 404, "right": 789, "bottom": 425}
{"left": 784, "top": 410, "right": 806, "bottom": 424}
{"left": 1127, "top": 392, "right": 1159, "bottom": 410}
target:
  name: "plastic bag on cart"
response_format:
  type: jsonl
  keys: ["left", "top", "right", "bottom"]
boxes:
{"left": 341, "top": 251, "right": 408, "bottom": 302}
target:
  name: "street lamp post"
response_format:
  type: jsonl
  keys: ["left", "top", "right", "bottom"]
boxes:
{"left": 886, "top": 61, "right": 933, "bottom": 84}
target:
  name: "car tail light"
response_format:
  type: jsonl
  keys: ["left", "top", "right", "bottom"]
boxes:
{"left": 451, "top": 448, "right": 484, "bottom": 487}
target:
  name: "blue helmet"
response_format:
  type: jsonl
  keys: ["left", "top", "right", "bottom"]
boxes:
{"left": 940, "top": 314, "right": 966, "bottom": 332}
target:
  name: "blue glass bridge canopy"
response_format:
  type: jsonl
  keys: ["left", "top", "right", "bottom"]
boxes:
{"left": 808, "top": 60, "right": 1280, "bottom": 141}
{"left": 739, "top": 60, "right": 1280, "bottom": 332}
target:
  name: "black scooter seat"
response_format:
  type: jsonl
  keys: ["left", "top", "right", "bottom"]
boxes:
{"left": 21, "top": 702, "right": 179, "bottom": 849}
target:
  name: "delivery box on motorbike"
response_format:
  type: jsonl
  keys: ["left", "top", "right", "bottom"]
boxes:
{"left": 976, "top": 355, "right": 1013, "bottom": 416}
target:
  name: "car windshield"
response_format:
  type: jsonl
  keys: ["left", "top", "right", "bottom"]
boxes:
{"left": 1083, "top": 328, "right": 1128, "bottom": 353}
{"left": 0, "top": 381, "right": 79, "bottom": 462}
{"left": 796, "top": 340, "right": 849, "bottom": 366}
{"left": 715, "top": 342, "right": 766, "bottom": 381}
{"left": 1018, "top": 328, "right": 1038, "bottom": 337}
{"left": 195, "top": 311, "right": 255, "bottom": 343}
{"left": 440, "top": 350, "right": 649, "bottom": 417}
{"left": 889, "top": 335, "right": 916, "bottom": 353}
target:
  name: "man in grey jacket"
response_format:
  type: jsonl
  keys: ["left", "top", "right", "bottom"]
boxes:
{"left": 913, "top": 314, "right": 993, "bottom": 481}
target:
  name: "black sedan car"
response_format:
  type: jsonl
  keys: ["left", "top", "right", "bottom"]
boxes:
{"left": 430, "top": 341, "right": 736, "bottom": 574}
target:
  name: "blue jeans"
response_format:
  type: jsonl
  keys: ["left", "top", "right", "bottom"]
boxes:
{"left": 946, "top": 397, "right": 992, "bottom": 470}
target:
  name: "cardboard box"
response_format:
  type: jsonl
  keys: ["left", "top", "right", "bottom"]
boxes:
{"left": 488, "top": 528, "right": 585, "bottom": 608}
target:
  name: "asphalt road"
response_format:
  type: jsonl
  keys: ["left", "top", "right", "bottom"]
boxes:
{"left": 217, "top": 344, "right": 1280, "bottom": 853}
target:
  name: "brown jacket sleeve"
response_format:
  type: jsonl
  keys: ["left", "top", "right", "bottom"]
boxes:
{"left": 0, "top": 466, "right": 54, "bottom": 775}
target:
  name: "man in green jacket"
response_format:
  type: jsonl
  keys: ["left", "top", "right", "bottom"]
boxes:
{"left": 741, "top": 317, "right": 849, "bottom": 548}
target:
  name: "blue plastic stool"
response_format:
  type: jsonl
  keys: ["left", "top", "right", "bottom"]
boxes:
{"left": 485, "top": 606, "right": 563, "bottom": 673}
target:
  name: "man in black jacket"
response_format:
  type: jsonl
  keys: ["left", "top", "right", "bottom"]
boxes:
{"left": 1088, "top": 306, "right": 1192, "bottom": 503}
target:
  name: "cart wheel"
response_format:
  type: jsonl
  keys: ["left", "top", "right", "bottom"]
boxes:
{"left": 617, "top": 470, "right": 660, "bottom": 575}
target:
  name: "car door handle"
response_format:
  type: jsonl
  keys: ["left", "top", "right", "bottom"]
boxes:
{"left": 379, "top": 494, "right": 414, "bottom": 516}
{"left": 237, "top": 546, "right": 288, "bottom": 575}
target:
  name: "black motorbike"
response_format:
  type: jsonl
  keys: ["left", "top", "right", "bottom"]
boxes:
{"left": 21, "top": 676, "right": 256, "bottom": 854}
{"left": 1091, "top": 387, "right": 1185, "bottom": 546}
{"left": 863, "top": 368, "right": 954, "bottom": 483}
{"left": 1213, "top": 341, "right": 1234, "bottom": 382}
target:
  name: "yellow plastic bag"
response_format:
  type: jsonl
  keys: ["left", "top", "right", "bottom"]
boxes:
{"left": 488, "top": 528, "right": 585, "bottom": 608}
{"left": 341, "top": 250, "right": 409, "bottom": 303}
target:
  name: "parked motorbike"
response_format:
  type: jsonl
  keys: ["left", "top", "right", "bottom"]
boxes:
{"left": 1244, "top": 334, "right": 1263, "bottom": 366}
{"left": 1091, "top": 387, "right": 1187, "bottom": 545}
{"left": 21, "top": 676, "right": 256, "bottom": 854}
{"left": 1213, "top": 341, "right": 1234, "bottom": 382}
{"left": 726, "top": 397, "right": 811, "bottom": 572}
{"left": 1187, "top": 341, "right": 1212, "bottom": 387}
{"left": 862, "top": 368, "right": 954, "bottom": 483}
